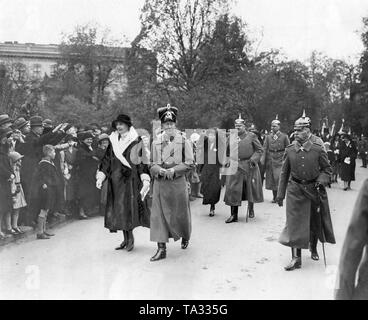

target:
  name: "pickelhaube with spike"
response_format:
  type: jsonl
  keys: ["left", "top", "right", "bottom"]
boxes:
{"left": 157, "top": 104, "right": 178, "bottom": 123}
{"left": 271, "top": 114, "right": 281, "bottom": 126}
{"left": 294, "top": 110, "right": 311, "bottom": 129}
{"left": 234, "top": 114, "right": 245, "bottom": 126}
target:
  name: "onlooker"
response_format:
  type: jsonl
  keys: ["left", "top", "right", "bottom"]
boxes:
{"left": 339, "top": 132, "right": 358, "bottom": 190}
{"left": 32, "top": 145, "right": 59, "bottom": 240}
{"left": 75, "top": 132, "right": 100, "bottom": 219}
{"left": 4, "top": 152, "right": 27, "bottom": 234}
{"left": 60, "top": 135, "right": 78, "bottom": 216}
{"left": 95, "top": 133, "right": 110, "bottom": 160}
{"left": 0, "top": 114, "right": 13, "bottom": 130}
{"left": 0, "top": 128, "right": 15, "bottom": 239}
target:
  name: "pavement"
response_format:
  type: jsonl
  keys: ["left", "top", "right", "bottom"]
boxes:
{"left": 0, "top": 165, "right": 367, "bottom": 300}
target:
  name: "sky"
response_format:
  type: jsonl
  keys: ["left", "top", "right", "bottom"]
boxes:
{"left": 1, "top": 0, "right": 368, "bottom": 63}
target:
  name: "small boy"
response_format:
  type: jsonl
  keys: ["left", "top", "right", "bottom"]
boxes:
{"left": 34, "top": 145, "right": 60, "bottom": 239}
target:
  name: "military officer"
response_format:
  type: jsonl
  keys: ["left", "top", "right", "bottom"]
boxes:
{"left": 224, "top": 115, "right": 264, "bottom": 223}
{"left": 276, "top": 111, "right": 334, "bottom": 271}
{"left": 149, "top": 104, "right": 195, "bottom": 261}
{"left": 260, "top": 115, "right": 290, "bottom": 203}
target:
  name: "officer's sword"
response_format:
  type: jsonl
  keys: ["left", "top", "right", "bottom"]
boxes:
{"left": 316, "top": 184, "right": 327, "bottom": 268}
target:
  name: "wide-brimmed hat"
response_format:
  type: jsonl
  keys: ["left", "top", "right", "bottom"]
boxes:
{"left": 13, "top": 117, "right": 30, "bottom": 130}
{"left": 112, "top": 114, "right": 132, "bottom": 129}
{"left": 9, "top": 151, "right": 24, "bottom": 163}
{"left": 0, "top": 114, "right": 12, "bottom": 127}
{"left": 30, "top": 116, "right": 43, "bottom": 127}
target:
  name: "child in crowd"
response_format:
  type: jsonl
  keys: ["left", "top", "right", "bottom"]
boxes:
{"left": 4, "top": 152, "right": 27, "bottom": 234}
{"left": 34, "top": 145, "right": 60, "bottom": 239}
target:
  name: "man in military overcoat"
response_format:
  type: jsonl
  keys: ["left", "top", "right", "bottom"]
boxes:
{"left": 224, "top": 115, "right": 264, "bottom": 223}
{"left": 276, "top": 111, "right": 335, "bottom": 271}
{"left": 260, "top": 115, "right": 290, "bottom": 203}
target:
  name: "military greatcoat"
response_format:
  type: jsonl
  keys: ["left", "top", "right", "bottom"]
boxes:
{"left": 261, "top": 131, "right": 290, "bottom": 191}
{"left": 224, "top": 131, "right": 264, "bottom": 206}
{"left": 150, "top": 131, "right": 194, "bottom": 243}
{"left": 277, "top": 140, "right": 334, "bottom": 249}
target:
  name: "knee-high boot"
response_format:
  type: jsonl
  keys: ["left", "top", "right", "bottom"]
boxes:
{"left": 126, "top": 230, "right": 134, "bottom": 252}
{"left": 310, "top": 234, "right": 319, "bottom": 261}
{"left": 225, "top": 206, "right": 238, "bottom": 223}
{"left": 248, "top": 202, "right": 255, "bottom": 218}
{"left": 284, "top": 248, "right": 302, "bottom": 271}
{"left": 272, "top": 190, "right": 278, "bottom": 203}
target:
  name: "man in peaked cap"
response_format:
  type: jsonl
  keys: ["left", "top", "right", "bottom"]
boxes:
{"left": 149, "top": 104, "right": 194, "bottom": 261}
{"left": 276, "top": 110, "right": 335, "bottom": 271}
{"left": 224, "top": 114, "right": 264, "bottom": 223}
{"left": 260, "top": 115, "right": 290, "bottom": 203}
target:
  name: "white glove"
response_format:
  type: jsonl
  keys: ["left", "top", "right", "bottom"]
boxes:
{"left": 140, "top": 180, "right": 150, "bottom": 200}
{"left": 96, "top": 171, "right": 106, "bottom": 190}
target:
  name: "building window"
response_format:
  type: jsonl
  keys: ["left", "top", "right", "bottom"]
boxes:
{"left": 33, "top": 64, "right": 42, "bottom": 79}
{"left": 50, "top": 64, "right": 58, "bottom": 77}
{"left": 13, "top": 63, "right": 27, "bottom": 81}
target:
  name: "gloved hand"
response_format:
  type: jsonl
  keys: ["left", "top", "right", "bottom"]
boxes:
{"left": 140, "top": 180, "right": 150, "bottom": 200}
{"left": 249, "top": 159, "right": 257, "bottom": 168}
{"left": 165, "top": 168, "right": 175, "bottom": 180}
{"left": 276, "top": 197, "right": 283, "bottom": 207}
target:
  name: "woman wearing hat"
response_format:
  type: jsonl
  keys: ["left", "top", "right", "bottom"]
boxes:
{"left": 75, "top": 131, "right": 100, "bottom": 219}
{"left": 339, "top": 132, "right": 358, "bottom": 190}
{"left": 0, "top": 128, "right": 15, "bottom": 239}
{"left": 149, "top": 105, "right": 194, "bottom": 261}
{"left": 96, "top": 114, "right": 151, "bottom": 252}
{"left": 60, "top": 135, "right": 79, "bottom": 216}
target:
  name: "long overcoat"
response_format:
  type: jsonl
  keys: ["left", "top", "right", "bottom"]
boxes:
{"left": 335, "top": 179, "right": 368, "bottom": 300}
{"left": 197, "top": 134, "right": 225, "bottom": 205}
{"left": 261, "top": 131, "right": 290, "bottom": 191}
{"left": 150, "top": 132, "right": 194, "bottom": 243}
{"left": 99, "top": 134, "right": 150, "bottom": 232}
{"left": 0, "top": 149, "right": 13, "bottom": 215}
{"left": 339, "top": 141, "right": 357, "bottom": 182}
{"left": 277, "top": 140, "right": 334, "bottom": 249}
{"left": 75, "top": 142, "right": 100, "bottom": 212}
{"left": 224, "top": 131, "right": 264, "bottom": 206}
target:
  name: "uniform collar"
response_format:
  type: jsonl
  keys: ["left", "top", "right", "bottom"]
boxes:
{"left": 295, "top": 139, "right": 312, "bottom": 152}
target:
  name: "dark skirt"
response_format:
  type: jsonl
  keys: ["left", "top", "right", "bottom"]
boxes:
{"left": 200, "top": 164, "right": 221, "bottom": 205}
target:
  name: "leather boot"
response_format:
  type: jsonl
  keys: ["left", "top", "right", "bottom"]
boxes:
{"left": 272, "top": 191, "right": 277, "bottom": 203}
{"left": 284, "top": 248, "right": 302, "bottom": 271}
{"left": 248, "top": 202, "right": 255, "bottom": 218}
{"left": 181, "top": 238, "right": 189, "bottom": 249}
{"left": 115, "top": 230, "right": 128, "bottom": 250}
{"left": 310, "top": 235, "right": 319, "bottom": 261}
{"left": 225, "top": 206, "right": 238, "bottom": 223}
{"left": 150, "top": 243, "right": 167, "bottom": 261}
{"left": 126, "top": 230, "right": 134, "bottom": 252}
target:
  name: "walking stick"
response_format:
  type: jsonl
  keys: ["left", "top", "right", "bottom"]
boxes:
{"left": 246, "top": 205, "right": 249, "bottom": 223}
